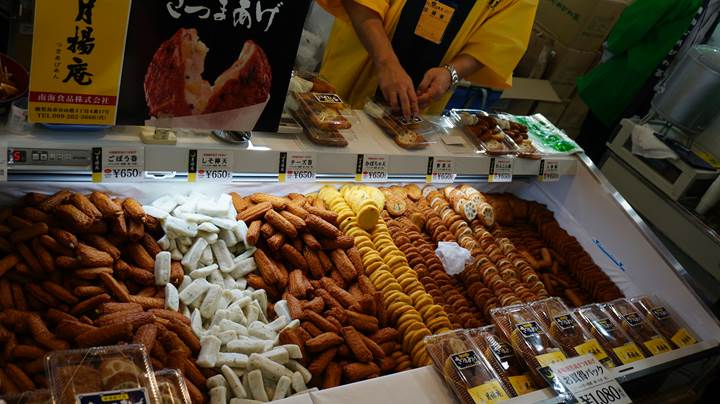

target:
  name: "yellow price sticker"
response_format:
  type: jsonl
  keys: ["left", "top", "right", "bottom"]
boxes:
{"left": 671, "top": 328, "right": 697, "bottom": 348}
{"left": 508, "top": 375, "right": 535, "bottom": 396}
{"left": 614, "top": 342, "right": 645, "bottom": 364}
{"left": 468, "top": 380, "right": 509, "bottom": 404}
{"left": 535, "top": 351, "right": 566, "bottom": 367}
{"left": 575, "top": 339, "right": 614, "bottom": 368}
{"left": 644, "top": 337, "right": 672, "bottom": 356}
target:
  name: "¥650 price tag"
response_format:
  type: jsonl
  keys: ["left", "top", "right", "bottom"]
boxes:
{"left": 92, "top": 147, "right": 145, "bottom": 183}
{"left": 355, "top": 154, "right": 388, "bottom": 182}
{"left": 539, "top": 160, "right": 561, "bottom": 182}
{"left": 189, "top": 149, "right": 233, "bottom": 183}
{"left": 279, "top": 152, "right": 316, "bottom": 183}
{"left": 426, "top": 157, "right": 455, "bottom": 184}
{"left": 549, "top": 355, "right": 631, "bottom": 404}
{"left": 488, "top": 157, "right": 513, "bottom": 183}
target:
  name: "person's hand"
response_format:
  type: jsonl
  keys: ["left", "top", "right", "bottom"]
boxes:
{"left": 376, "top": 60, "right": 419, "bottom": 118}
{"left": 417, "top": 67, "right": 452, "bottom": 108}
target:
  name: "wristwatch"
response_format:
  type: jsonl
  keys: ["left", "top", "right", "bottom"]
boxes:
{"left": 442, "top": 64, "right": 460, "bottom": 88}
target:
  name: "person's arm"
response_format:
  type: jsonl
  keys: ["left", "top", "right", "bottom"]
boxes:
{"left": 417, "top": 54, "right": 483, "bottom": 106}
{"left": 341, "top": 0, "right": 419, "bottom": 117}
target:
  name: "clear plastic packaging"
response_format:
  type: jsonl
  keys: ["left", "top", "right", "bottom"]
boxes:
{"left": 529, "top": 297, "right": 614, "bottom": 368}
{"left": 291, "top": 107, "right": 349, "bottom": 147}
{"left": 465, "top": 326, "right": 536, "bottom": 397}
{"left": 604, "top": 298, "right": 674, "bottom": 357}
{"left": 364, "top": 99, "right": 442, "bottom": 149}
{"left": 154, "top": 370, "right": 191, "bottom": 404}
{"left": 490, "top": 304, "right": 567, "bottom": 386}
{"left": 293, "top": 91, "right": 354, "bottom": 130}
{"left": 425, "top": 330, "right": 510, "bottom": 404}
{"left": 292, "top": 71, "right": 337, "bottom": 94}
{"left": 492, "top": 114, "right": 541, "bottom": 159}
{"left": 46, "top": 344, "right": 161, "bottom": 404}
{"left": 575, "top": 304, "right": 645, "bottom": 366}
{"left": 449, "top": 110, "right": 519, "bottom": 156}
{"left": 0, "top": 390, "right": 52, "bottom": 404}
{"left": 500, "top": 113, "right": 581, "bottom": 155}
{"left": 630, "top": 295, "right": 699, "bottom": 349}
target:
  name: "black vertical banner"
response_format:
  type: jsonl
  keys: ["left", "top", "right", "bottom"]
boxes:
{"left": 278, "top": 152, "right": 287, "bottom": 174}
{"left": 489, "top": 157, "right": 496, "bottom": 175}
{"left": 356, "top": 154, "right": 365, "bottom": 177}
{"left": 426, "top": 157, "right": 435, "bottom": 176}
{"left": 92, "top": 147, "right": 102, "bottom": 175}
{"left": 539, "top": 160, "right": 546, "bottom": 176}
{"left": 188, "top": 149, "right": 198, "bottom": 174}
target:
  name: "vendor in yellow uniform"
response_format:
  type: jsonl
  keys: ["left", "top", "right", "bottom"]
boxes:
{"left": 317, "top": 0, "right": 538, "bottom": 118}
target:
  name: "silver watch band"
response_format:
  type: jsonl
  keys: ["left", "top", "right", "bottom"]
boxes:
{"left": 442, "top": 64, "right": 460, "bottom": 88}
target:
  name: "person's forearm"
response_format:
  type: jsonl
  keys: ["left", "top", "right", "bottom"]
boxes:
{"left": 449, "top": 54, "right": 483, "bottom": 79}
{"left": 341, "top": 0, "right": 397, "bottom": 68}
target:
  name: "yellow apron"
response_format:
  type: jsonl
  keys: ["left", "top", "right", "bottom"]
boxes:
{"left": 317, "top": 0, "right": 538, "bottom": 114}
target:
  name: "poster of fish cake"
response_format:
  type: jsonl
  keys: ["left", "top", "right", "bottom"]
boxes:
{"left": 117, "top": 0, "right": 312, "bottom": 132}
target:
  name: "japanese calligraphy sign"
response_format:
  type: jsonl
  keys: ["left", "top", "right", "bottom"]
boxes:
{"left": 278, "top": 152, "right": 317, "bottom": 183}
{"left": 549, "top": 355, "right": 631, "bottom": 404}
{"left": 117, "top": 0, "right": 312, "bottom": 132}
{"left": 29, "top": 0, "right": 132, "bottom": 125}
{"left": 188, "top": 149, "right": 234, "bottom": 183}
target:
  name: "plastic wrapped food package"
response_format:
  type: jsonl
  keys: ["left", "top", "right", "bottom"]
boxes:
{"left": 364, "top": 99, "right": 443, "bottom": 150}
{"left": 492, "top": 114, "right": 541, "bottom": 159}
{"left": 0, "top": 390, "right": 52, "bottom": 404}
{"left": 292, "top": 106, "right": 349, "bottom": 147}
{"left": 425, "top": 330, "right": 511, "bottom": 404}
{"left": 604, "top": 298, "right": 674, "bottom": 357}
{"left": 575, "top": 304, "right": 645, "bottom": 366}
{"left": 292, "top": 71, "right": 337, "bottom": 94}
{"left": 490, "top": 305, "right": 566, "bottom": 386}
{"left": 465, "top": 326, "right": 536, "bottom": 397}
{"left": 292, "top": 91, "right": 354, "bottom": 130}
{"left": 46, "top": 345, "right": 160, "bottom": 404}
{"left": 630, "top": 295, "right": 699, "bottom": 349}
{"left": 154, "top": 370, "right": 191, "bottom": 404}
{"left": 529, "top": 297, "right": 614, "bottom": 368}
{"left": 500, "top": 114, "right": 581, "bottom": 155}
{"left": 449, "top": 110, "right": 519, "bottom": 156}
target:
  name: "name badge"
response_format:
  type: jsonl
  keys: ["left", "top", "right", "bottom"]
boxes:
{"left": 415, "top": 0, "right": 456, "bottom": 44}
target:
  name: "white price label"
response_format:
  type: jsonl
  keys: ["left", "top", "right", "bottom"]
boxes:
{"left": 355, "top": 154, "right": 388, "bottom": 183}
{"left": 279, "top": 152, "right": 316, "bottom": 183}
{"left": 92, "top": 147, "right": 144, "bottom": 183}
{"left": 539, "top": 160, "right": 561, "bottom": 182}
{"left": 549, "top": 355, "right": 631, "bottom": 404}
{"left": 488, "top": 157, "right": 513, "bottom": 183}
{"left": 0, "top": 143, "right": 7, "bottom": 182}
{"left": 189, "top": 149, "right": 233, "bottom": 183}
{"left": 426, "top": 157, "right": 455, "bottom": 184}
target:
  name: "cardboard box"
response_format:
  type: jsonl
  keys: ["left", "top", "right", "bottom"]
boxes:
{"left": 492, "top": 77, "right": 562, "bottom": 116}
{"left": 515, "top": 28, "right": 555, "bottom": 78}
{"left": 534, "top": 100, "right": 569, "bottom": 124}
{"left": 536, "top": 0, "right": 630, "bottom": 51}
{"left": 558, "top": 92, "right": 590, "bottom": 129}
{"left": 546, "top": 40, "right": 599, "bottom": 99}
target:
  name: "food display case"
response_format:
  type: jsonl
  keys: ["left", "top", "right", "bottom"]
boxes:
{"left": 0, "top": 111, "right": 719, "bottom": 404}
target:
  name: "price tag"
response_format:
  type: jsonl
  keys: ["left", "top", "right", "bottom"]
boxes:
{"left": 671, "top": 328, "right": 697, "bottom": 347}
{"left": 92, "top": 147, "right": 145, "bottom": 183}
{"left": 643, "top": 337, "right": 672, "bottom": 355}
{"left": 613, "top": 343, "right": 645, "bottom": 364}
{"left": 355, "top": 154, "right": 388, "bottom": 182}
{"left": 426, "top": 157, "right": 456, "bottom": 184}
{"left": 278, "top": 152, "right": 317, "bottom": 183}
{"left": 539, "top": 159, "right": 561, "bottom": 182}
{"left": 508, "top": 375, "right": 535, "bottom": 396}
{"left": 467, "top": 380, "right": 509, "bottom": 404}
{"left": 77, "top": 388, "right": 149, "bottom": 404}
{"left": 188, "top": 149, "right": 233, "bottom": 183}
{"left": 575, "top": 339, "right": 614, "bottom": 368}
{"left": 488, "top": 157, "right": 512, "bottom": 183}
{"left": 550, "top": 354, "right": 631, "bottom": 404}
{"left": 0, "top": 143, "right": 7, "bottom": 182}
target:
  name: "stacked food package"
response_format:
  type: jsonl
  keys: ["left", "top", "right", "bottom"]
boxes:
{"left": 0, "top": 185, "right": 699, "bottom": 403}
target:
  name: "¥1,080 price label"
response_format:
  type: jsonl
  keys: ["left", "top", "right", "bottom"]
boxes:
{"left": 92, "top": 147, "right": 145, "bottom": 183}
{"left": 549, "top": 354, "right": 631, "bottom": 404}
{"left": 488, "top": 157, "right": 513, "bottom": 183}
{"left": 278, "top": 152, "right": 317, "bottom": 183}
{"left": 426, "top": 157, "right": 455, "bottom": 184}
{"left": 355, "top": 154, "right": 388, "bottom": 182}
{"left": 189, "top": 149, "right": 234, "bottom": 183}
{"left": 539, "top": 159, "right": 561, "bottom": 182}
